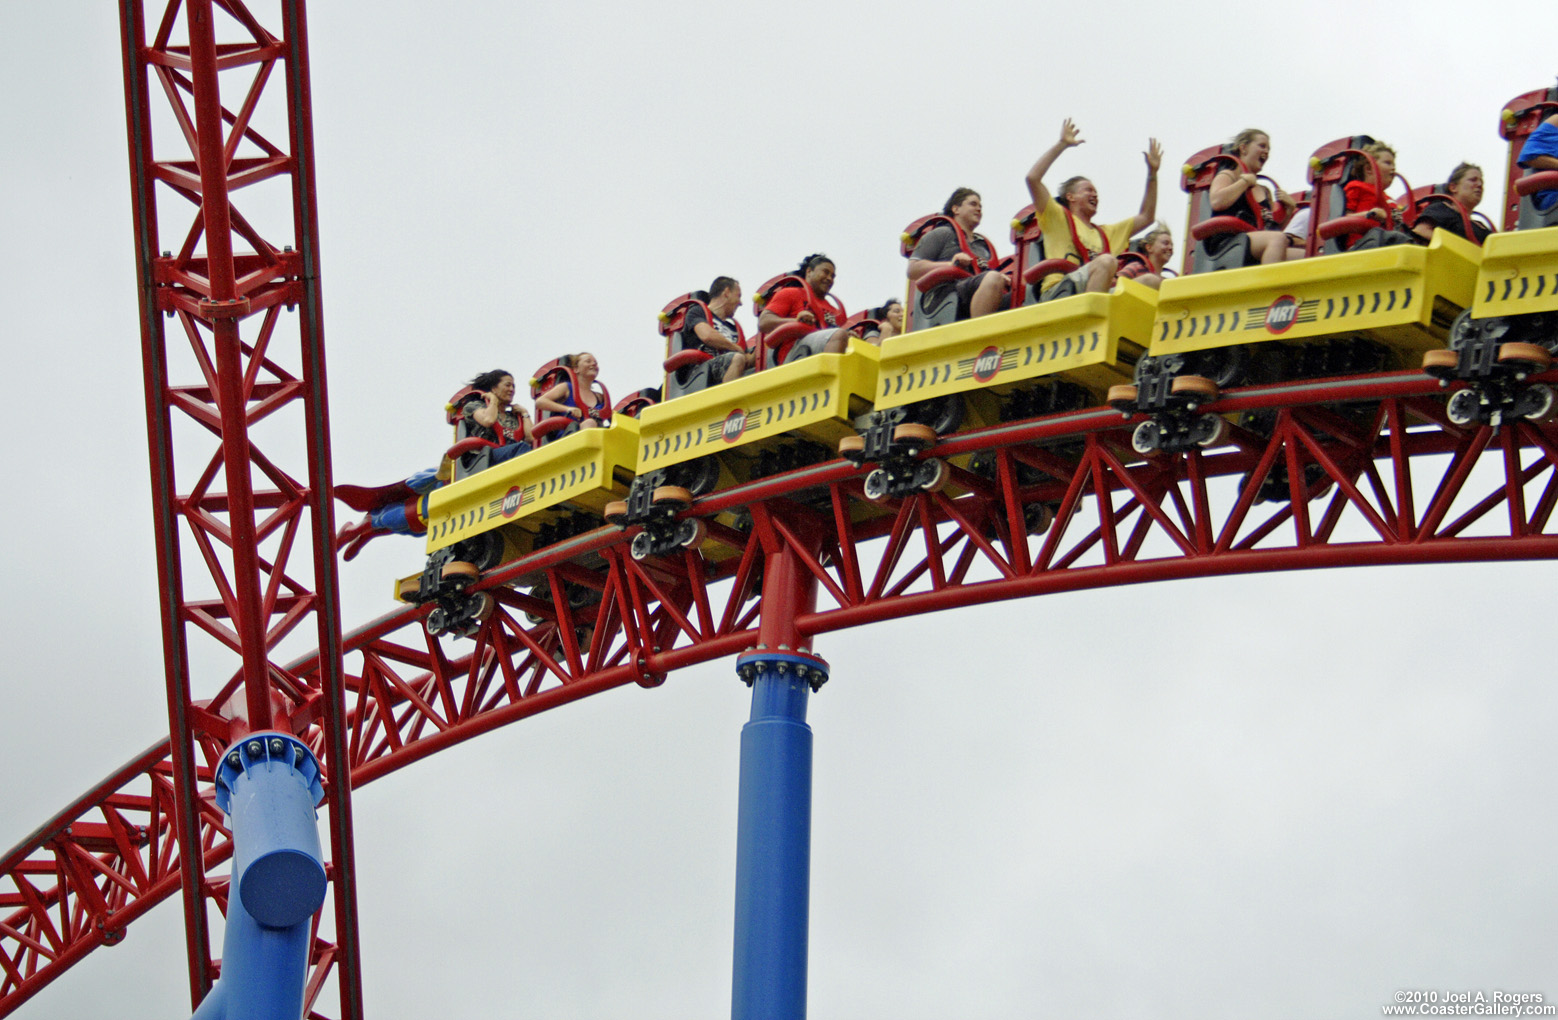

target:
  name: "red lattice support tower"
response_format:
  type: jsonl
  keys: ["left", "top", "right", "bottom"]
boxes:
{"left": 108, "top": 0, "right": 360, "bottom": 1015}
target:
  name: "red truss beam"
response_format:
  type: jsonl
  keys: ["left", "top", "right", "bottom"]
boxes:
{"left": 8, "top": 370, "right": 1558, "bottom": 1014}
{"left": 114, "top": 0, "right": 361, "bottom": 1016}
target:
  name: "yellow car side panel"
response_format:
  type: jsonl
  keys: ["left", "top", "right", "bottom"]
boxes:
{"left": 422, "top": 416, "right": 640, "bottom": 553}
{"left": 874, "top": 278, "right": 1157, "bottom": 408}
{"left": 1473, "top": 225, "right": 1558, "bottom": 318}
{"left": 636, "top": 341, "right": 879, "bottom": 471}
{"left": 1151, "top": 229, "right": 1482, "bottom": 357}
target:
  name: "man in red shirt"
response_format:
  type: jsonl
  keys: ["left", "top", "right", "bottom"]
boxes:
{"left": 758, "top": 254, "right": 851, "bottom": 362}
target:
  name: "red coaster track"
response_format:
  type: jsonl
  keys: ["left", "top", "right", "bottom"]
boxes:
{"left": 7, "top": 362, "right": 1558, "bottom": 1015}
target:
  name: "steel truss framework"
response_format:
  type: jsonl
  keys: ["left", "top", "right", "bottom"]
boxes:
{"left": 102, "top": 0, "right": 362, "bottom": 1015}
{"left": 7, "top": 368, "right": 1558, "bottom": 1015}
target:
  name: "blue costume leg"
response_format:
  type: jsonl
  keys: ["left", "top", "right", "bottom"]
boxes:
{"left": 406, "top": 467, "right": 440, "bottom": 494}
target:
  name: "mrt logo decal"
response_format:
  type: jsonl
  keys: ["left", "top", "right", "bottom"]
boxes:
{"left": 972, "top": 345, "right": 1002, "bottom": 383}
{"left": 500, "top": 486, "right": 524, "bottom": 517}
{"left": 1264, "top": 295, "right": 1299, "bottom": 334}
{"left": 721, "top": 408, "right": 747, "bottom": 443}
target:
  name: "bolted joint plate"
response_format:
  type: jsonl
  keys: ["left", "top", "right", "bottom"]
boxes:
{"left": 214, "top": 732, "right": 325, "bottom": 815}
{"left": 196, "top": 295, "right": 252, "bottom": 320}
{"left": 735, "top": 648, "right": 831, "bottom": 692}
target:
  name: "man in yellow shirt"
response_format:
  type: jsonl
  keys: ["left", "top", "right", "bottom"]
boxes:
{"left": 1024, "top": 118, "right": 1163, "bottom": 299}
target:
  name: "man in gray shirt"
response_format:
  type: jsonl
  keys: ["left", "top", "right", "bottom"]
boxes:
{"left": 907, "top": 188, "right": 1010, "bottom": 321}
{"left": 676, "top": 276, "right": 749, "bottom": 392}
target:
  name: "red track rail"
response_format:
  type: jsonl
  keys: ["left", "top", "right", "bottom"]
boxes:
{"left": 7, "top": 370, "right": 1558, "bottom": 1016}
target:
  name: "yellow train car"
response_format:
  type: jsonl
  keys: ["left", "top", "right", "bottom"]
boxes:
{"left": 423, "top": 416, "right": 640, "bottom": 554}
{"left": 874, "top": 276, "right": 1157, "bottom": 425}
{"left": 395, "top": 418, "right": 640, "bottom": 632}
{"left": 1150, "top": 229, "right": 1482, "bottom": 367}
{"left": 608, "top": 340, "right": 880, "bottom": 560}
{"left": 1418, "top": 86, "right": 1558, "bottom": 427}
{"left": 1108, "top": 231, "right": 1484, "bottom": 455}
{"left": 1428, "top": 226, "right": 1558, "bottom": 426}
{"left": 1472, "top": 226, "right": 1558, "bottom": 319}
{"left": 634, "top": 339, "right": 879, "bottom": 486}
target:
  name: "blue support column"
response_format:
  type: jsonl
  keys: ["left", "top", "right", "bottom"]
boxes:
{"left": 193, "top": 733, "right": 328, "bottom": 1020}
{"left": 731, "top": 648, "right": 829, "bottom": 1020}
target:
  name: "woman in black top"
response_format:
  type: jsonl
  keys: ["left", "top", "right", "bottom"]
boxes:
{"left": 1206, "top": 128, "right": 1301, "bottom": 265}
{"left": 1411, "top": 163, "right": 1492, "bottom": 245}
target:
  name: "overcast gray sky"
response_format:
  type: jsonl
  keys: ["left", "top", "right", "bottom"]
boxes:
{"left": 5, "top": 1, "right": 1558, "bottom": 1017}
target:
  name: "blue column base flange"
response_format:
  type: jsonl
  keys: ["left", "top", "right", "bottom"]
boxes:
{"left": 734, "top": 648, "right": 830, "bottom": 692}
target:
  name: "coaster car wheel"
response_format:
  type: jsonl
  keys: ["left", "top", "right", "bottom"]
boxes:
{"left": 1133, "top": 352, "right": 1185, "bottom": 386}
{"left": 1193, "top": 344, "right": 1249, "bottom": 390}
{"left": 676, "top": 518, "right": 708, "bottom": 551}
{"left": 917, "top": 457, "right": 948, "bottom": 493}
{"left": 906, "top": 393, "right": 964, "bottom": 435}
{"left": 675, "top": 456, "right": 721, "bottom": 497}
{"left": 1447, "top": 388, "right": 1481, "bottom": 426}
{"left": 1024, "top": 503, "right": 1054, "bottom": 536}
{"left": 1131, "top": 420, "right": 1163, "bottom": 455}
{"left": 1498, "top": 342, "right": 1553, "bottom": 374}
{"left": 1447, "top": 309, "right": 1475, "bottom": 350}
{"left": 455, "top": 592, "right": 496, "bottom": 637}
{"left": 838, "top": 435, "right": 865, "bottom": 461}
{"left": 604, "top": 500, "right": 630, "bottom": 527}
{"left": 1169, "top": 375, "right": 1218, "bottom": 403}
{"left": 893, "top": 423, "right": 938, "bottom": 452}
{"left": 450, "top": 529, "right": 505, "bottom": 572}
{"left": 1194, "top": 414, "right": 1229, "bottom": 448}
{"left": 1107, "top": 384, "right": 1138, "bottom": 414}
{"left": 990, "top": 501, "right": 1054, "bottom": 542}
{"left": 441, "top": 560, "right": 480, "bottom": 585}
{"left": 863, "top": 468, "right": 891, "bottom": 502}
{"left": 1520, "top": 383, "right": 1557, "bottom": 423}
{"left": 630, "top": 532, "right": 655, "bottom": 561}
{"left": 652, "top": 485, "right": 694, "bottom": 508}
{"left": 1448, "top": 309, "right": 1510, "bottom": 351}
{"left": 397, "top": 577, "right": 421, "bottom": 603}
{"left": 1422, "top": 348, "right": 1459, "bottom": 379}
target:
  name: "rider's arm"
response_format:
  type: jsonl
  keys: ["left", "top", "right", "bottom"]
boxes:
{"left": 1130, "top": 139, "right": 1163, "bottom": 234}
{"left": 536, "top": 383, "right": 580, "bottom": 419}
{"left": 757, "top": 289, "right": 814, "bottom": 333}
{"left": 907, "top": 227, "right": 970, "bottom": 284}
{"left": 692, "top": 320, "right": 743, "bottom": 353}
{"left": 1208, "top": 168, "right": 1254, "bottom": 213}
{"left": 1024, "top": 143, "right": 1065, "bottom": 211}
{"left": 471, "top": 392, "right": 500, "bottom": 428}
{"left": 1025, "top": 119, "right": 1082, "bottom": 211}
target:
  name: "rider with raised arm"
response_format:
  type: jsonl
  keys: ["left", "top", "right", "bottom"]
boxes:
{"left": 466, "top": 369, "right": 536, "bottom": 462}
{"left": 1024, "top": 119, "right": 1163, "bottom": 298}
{"left": 907, "top": 188, "right": 1010, "bottom": 320}
{"left": 1206, "top": 128, "right": 1300, "bottom": 264}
